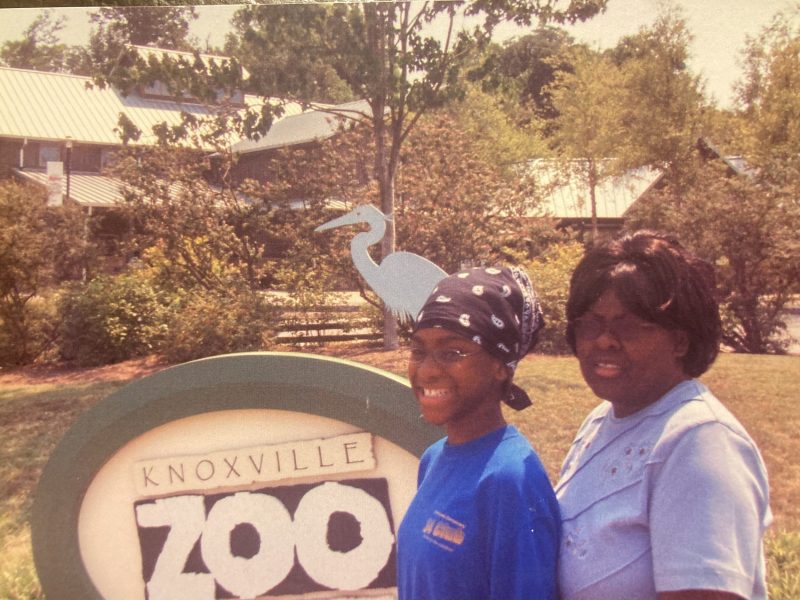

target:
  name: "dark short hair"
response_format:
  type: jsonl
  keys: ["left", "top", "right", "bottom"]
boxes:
{"left": 565, "top": 230, "right": 721, "bottom": 377}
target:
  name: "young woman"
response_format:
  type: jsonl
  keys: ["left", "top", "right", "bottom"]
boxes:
{"left": 397, "top": 266, "right": 560, "bottom": 600}
{"left": 557, "top": 231, "right": 771, "bottom": 600}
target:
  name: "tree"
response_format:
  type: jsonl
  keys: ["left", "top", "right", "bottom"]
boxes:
{"left": 547, "top": 45, "right": 626, "bottom": 243}
{"left": 0, "top": 10, "right": 91, "bottom": 74}
{"left": 395, "top": 110, "right": 539, "bottom": 273}
{"left": 625, "top": 160, "right": 800, "bottom": 354}
{"left": 0, "top": 181, "right": 86, "bottom": 365}
{"left": 237, "top": 109, "right": 542, "bottom": 312}
{"left": 468, "top": 27, "right": 575, "bottom": 128}
{"left": 523, "top": 239, "right": 584, "bottom": 354}
{"left": 736, "top": 6, "right": 800, "bottom": 189}
{"left": 224, "top": 4, "right": 356, "bottom": 103}
{"left": 91, "top": 5, "right": 197, "bottom": 50}
{"left": 619, "top": 7, "right": 800, "bottom": 354}
{"left": 546, "top": 6, "right": 708, "bottom": 244}
{"left": 606, "top": 5, "right": 708, "bottom": 177}
{"left": 451, "top": 81, "right": 552, "bottom": 166}
{"left": 289, "top": 1, "right": 605, "bottom": 347}
{"left": 87, "top": 5, "right": 198, "bottom": 79}
{"left": 629, "top": 9, "right": 800, "bottom": 353}
{"left": 341, "top": 2, "right": 607, "bottom": 347}
{"left": 101, "top": 0, "right": 608, "bottom": 349}
{"left": 104, "top": 135, "right": 353, "bottom": 325}
{"left": 200, "top": 103, "right": 556, "bottom": 328}
{"left": 105, "top": 146, "right": 272, "bottom": 294}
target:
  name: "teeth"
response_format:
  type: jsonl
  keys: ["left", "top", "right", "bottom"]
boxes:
{"left": 593, "top": 362, "right": 622, "bottom": 378}
{"left": 422, "top": 388, "right": 447, "bottom": 397}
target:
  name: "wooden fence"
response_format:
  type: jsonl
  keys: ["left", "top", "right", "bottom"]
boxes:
{"left": 275, "top": 300, "right": 382, "bottom": 344}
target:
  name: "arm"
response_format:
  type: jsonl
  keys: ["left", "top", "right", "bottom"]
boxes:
{"left": 650, "top": 423, "right": 769, "bottom": 599}
{"left": 487, "top": 464, "right": 560, "bottom": 600}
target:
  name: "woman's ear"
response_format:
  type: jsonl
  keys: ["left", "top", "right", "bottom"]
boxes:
{"left": 493, "top": 363, "right": 512, "bottom": 384}
{"left": 673, "top": 330, "right": 690, "bottom": 359}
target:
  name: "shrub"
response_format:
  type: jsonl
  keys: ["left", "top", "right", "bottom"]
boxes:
{"left": 160, "top": 287, "right": 279, "bottom": 364}
{"left": 0, "top": 180, "right": 86, "bottom": 366}
{"left": 57, "top": 273, "right": 170, "bottom": 366}
{"left": 525, "top": 240, "right": 585, "bottom": 355}
{"left": 0, "top": 293, "right": 58, "bottom": 367}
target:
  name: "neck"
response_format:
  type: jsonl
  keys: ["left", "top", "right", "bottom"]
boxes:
{"left": 446, "top": 402, "right": 506, "bottom": 446}
{"left": 612, "top": 374, "right": 691, "bottom": 418}
{"left": 349, "top": 225, "right": 384, "bottom": 278}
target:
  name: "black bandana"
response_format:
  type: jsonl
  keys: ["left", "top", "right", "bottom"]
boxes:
{"left": 413, "top": 266, "right": 544, "bottom": 410}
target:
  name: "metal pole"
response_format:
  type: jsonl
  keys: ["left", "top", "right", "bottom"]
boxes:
{"left": 65, "top": 137, "right": 72, "bottom": 203}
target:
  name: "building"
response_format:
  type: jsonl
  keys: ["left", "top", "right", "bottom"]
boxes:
{"left": 523, "top": 138, "right": 752, "bottom": 239}
{"left": 0, "top": 63, "right": 246, "bottom": 205}
{"left": 231, "top": 99, "right": 371, "bottom": 185}
{"left": 0, "top": 47, "right": 369, "bottom": 212}
{"left": 524, "top": 158, "right": 663, "bottom": 238}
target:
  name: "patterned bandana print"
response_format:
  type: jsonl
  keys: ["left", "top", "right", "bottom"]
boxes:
{"left": 413, "top": 266, "right": 544, "bottom": 410}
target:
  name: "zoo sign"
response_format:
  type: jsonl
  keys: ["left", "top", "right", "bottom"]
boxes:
{"left": 32, "top": 352, "right": 440, "bottom": 600}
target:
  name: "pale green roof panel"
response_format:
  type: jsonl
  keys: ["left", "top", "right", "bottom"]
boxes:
{"left": 0, "top": 66, "right": 330, "bottom": 151}
{"left": 525, "top": 159, "right": 663, "bottom": 220}
{"left": 0, "top": 67, "right": 223, "bottom": 146}
{"left": 13, "top": 168, "right": 125, "bottom": 208}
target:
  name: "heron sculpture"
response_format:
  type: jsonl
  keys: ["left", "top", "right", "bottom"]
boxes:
{"left": 316, "top": 204, "right": 447, "bottom": 323}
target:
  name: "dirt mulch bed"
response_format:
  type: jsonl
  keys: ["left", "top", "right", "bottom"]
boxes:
{"left": 0, "top": 355, "right": 168, "bottom": 386}
{"left": 308, "top": 342, "right": 408, "bottom": 374}
{"left": 0, "top": 343, "right": 409, "bottom": 387}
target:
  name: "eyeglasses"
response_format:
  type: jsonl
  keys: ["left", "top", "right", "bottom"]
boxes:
{"left": 408, "top": 347, "right": 483, "bottom": 365}
{"left": 572, "top": 315, "right": 660, "bottom": 342}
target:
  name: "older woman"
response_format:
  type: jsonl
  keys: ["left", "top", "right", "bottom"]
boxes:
{"left": 556, "top": 231, "right": 771, "bottom": 600}
{"left": 397, "top": 266, "right": 560, "bottom": 600}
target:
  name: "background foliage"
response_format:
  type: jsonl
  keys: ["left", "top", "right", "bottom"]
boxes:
{"left": 0, "top": 4, "right": 798, "bottom": 598}
{"left": 56, "top": 273, "right": 169, "bottom": 366}
{"left": 0, "top": 2, "right": 798, "bottom": 362}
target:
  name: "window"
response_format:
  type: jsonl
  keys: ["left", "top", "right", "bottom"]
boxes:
{"left": 38, "top": 145, "right": 60, "bottom": 167}
{"left": 100, "top": 148, "right": 116, "bottom": 170}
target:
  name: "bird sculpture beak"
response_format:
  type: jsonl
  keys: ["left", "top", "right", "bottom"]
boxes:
{"left": 315, "top": 211, "right": 360, "bottom": 232}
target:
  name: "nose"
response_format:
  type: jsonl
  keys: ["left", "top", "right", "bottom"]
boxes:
{"left": 593, "top": 328, "right": 622, "bottom": 350}
{"left": 408, "top": 352, "right": 445, "bottom": 382}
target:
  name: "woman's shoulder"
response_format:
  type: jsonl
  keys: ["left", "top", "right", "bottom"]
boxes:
{"left": 481, "top": 428, "right": 551, "bottom": 486}
{"left": 660, "top": 381, "right": 753, "bottom": 441}
{"left": 491, "top": 425, "right": 539, "bottom": 463}
{"left": 419, "top": 437, "right": 447, "bottom": 470}
{"left": 650, "top": 380, "right": 764, "bottom": 464}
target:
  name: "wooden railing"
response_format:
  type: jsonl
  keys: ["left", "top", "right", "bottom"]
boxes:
{"left": 275, "top": 297, "right": 382, "bottom": 344}
{"left": 277, "top": 318, "right": 382, "bottom": 344}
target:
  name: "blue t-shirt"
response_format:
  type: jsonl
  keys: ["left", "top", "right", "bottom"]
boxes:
{"left": 397, "top": 425, "right": 560, "bottom": 600}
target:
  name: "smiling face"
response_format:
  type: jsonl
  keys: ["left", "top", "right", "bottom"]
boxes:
{"left": 408, "top": 328, "right": 509, "bottom": 444}
{"left": 575, "top": 288, "right": 690, "bottom": 418}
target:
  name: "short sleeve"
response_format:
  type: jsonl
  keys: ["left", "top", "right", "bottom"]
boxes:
{"left": 486, "top": 458, "right": 560, "bottom": 600}
{"left": 649, "top": 422, "right": 770, "bottom": 597}
{"left": 416, "top": 443, "right": 437, "bottom": 488}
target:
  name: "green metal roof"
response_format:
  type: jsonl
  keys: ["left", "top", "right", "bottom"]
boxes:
{"left": 0, "top": 66, "right": 305, "bottom": 150}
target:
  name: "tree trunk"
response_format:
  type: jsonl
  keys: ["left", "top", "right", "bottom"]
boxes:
{"left": 380, "top": 170, "right": 399, "bottom": 350}
{"left": 588, "top": 159, "right": 599, "bottom": 246}
{"left": 371, "top": 97, "right": 399, "bottom": 350}
{"left": 366, "top": 2, "right": 401, "bottom": 351}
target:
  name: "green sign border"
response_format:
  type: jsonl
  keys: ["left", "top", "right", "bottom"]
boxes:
{"left": 31, "top": 351, "right": 440, "bottom": 600}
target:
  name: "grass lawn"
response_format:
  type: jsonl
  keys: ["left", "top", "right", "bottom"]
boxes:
{"left": 1, "top": 350, "right": 798, "bottom": 599}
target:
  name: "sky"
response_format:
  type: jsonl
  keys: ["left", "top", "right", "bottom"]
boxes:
{"left": 0, "top": 0, "right": 797, "bottom": 108}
